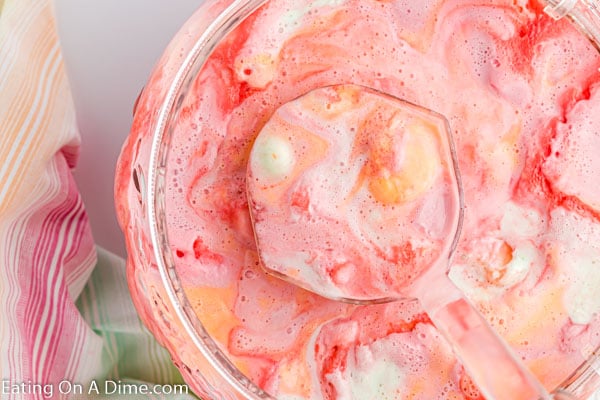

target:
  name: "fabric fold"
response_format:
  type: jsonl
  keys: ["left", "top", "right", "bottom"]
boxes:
{"left": 0, "top": 1, "right": 194, "bottom": 398}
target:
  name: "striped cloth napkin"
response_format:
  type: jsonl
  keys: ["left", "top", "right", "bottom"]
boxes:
{"left": 0, "top": 0, "right": 197, "bottom": 398}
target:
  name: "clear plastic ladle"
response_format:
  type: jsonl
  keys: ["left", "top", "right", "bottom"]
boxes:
{"left": 246, "top": 84, "right": 552, "bottom": 400}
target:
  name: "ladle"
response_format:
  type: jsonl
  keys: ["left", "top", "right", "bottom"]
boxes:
{"left": 246, "top": 84, "right": 552, "bottom": 400}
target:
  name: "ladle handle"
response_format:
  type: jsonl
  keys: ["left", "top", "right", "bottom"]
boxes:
{"left": 418, "top": 275, "right": 552, "bottom": 400}
{"left": 552, "top": 344, "right": 600, "bottom": 399}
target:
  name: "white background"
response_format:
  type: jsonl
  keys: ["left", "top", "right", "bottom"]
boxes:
{"left": 53, "top": 0, "right": 203, "bottom": 256}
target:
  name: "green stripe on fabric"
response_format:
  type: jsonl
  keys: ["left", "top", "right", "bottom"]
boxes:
{"left": 75, "top": 247, "right": 197, "bottom": 399}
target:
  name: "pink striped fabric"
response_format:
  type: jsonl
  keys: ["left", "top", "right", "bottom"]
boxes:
{"left": 0, "top": 0, "right": 99, "bottom": 396}
{"left": 0, "top": 1, "right": 194, "bottom": 399}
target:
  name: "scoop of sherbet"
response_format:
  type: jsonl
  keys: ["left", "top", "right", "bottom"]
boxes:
{"left": 247, "top": 84, "right": 461, "bottom": 302}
